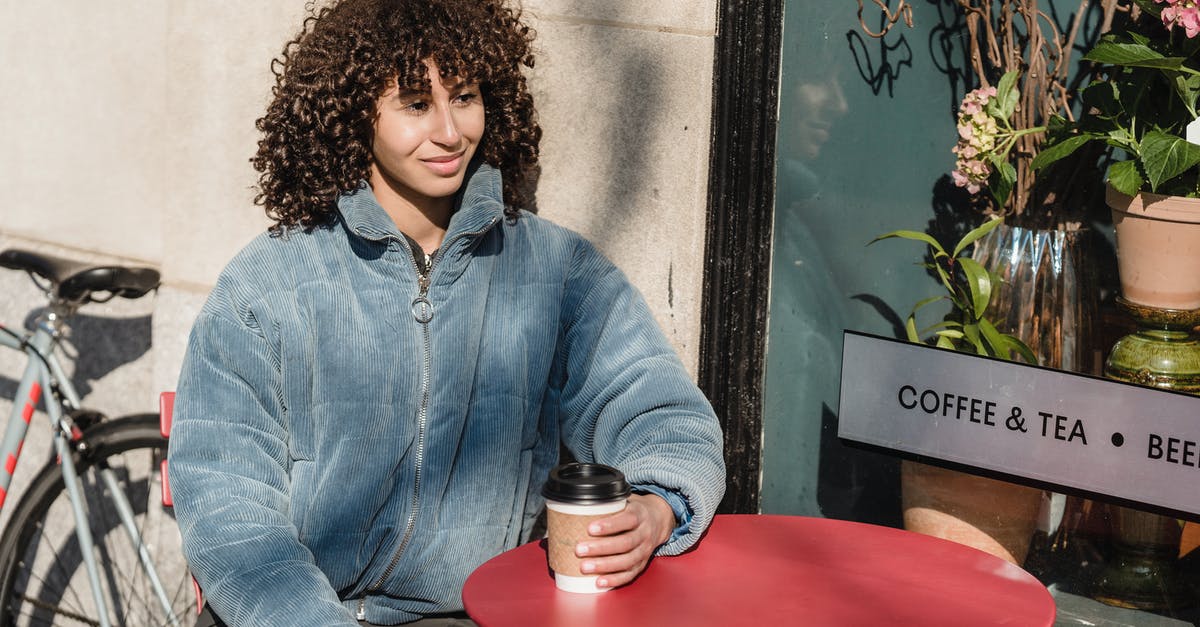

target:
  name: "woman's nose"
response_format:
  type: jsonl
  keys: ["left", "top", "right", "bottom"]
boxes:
{"left": 429, "top": 104, "right": 462, "bottom": 146}
{"left": 828, "top": 81, "right": 849, "bottom": 115}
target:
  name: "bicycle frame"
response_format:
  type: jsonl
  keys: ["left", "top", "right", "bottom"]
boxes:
{"left": 0, "top": 304, "right": 181, "bottom": 627}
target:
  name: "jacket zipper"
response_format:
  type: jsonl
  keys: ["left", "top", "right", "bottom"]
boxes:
{"left": 357, "top": 217, "right": 498, "bottom": 620}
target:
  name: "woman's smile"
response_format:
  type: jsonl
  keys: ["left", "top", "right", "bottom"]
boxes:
{"left": 421, "top": 150, "right": 467, "bottom": 176}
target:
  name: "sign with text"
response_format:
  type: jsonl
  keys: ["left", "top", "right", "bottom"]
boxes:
{"left": 838, "top": 331, "right": 1200, "bottom": 517}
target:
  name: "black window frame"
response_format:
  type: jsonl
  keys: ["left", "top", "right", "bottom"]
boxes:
{"left": 700, "top": 0, "right": 783, "bottom": 514}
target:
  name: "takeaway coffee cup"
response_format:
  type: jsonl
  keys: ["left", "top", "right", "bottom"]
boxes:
{"left": 542, "top": 462, "right": 631, "bottom": 593}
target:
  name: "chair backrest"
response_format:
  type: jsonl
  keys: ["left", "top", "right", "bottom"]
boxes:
{"left": 159, "top": 392, "right": 175, "bottom": 507}
{"left": 158, "top": 390, "right": 205, "bottom": 616}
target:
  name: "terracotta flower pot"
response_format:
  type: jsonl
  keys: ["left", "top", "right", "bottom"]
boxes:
{"left": 901, "top": 461, "right": 1042, "bottom": 565}
{"left": 1107, "top": 186, "right": 1200, "bottom": 310}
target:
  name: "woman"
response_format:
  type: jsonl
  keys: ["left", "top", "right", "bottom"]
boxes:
{"left": 168, "top": 1, "right": 725, "bottom": 625}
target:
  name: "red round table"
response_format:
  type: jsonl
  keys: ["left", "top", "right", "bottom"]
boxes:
{"left": 462, "top": 514, "right": 1055, "bottom": 626}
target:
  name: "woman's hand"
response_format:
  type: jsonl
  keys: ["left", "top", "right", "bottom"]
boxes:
{"left": 574, "top": 493, "right": 676, "bottom": 588}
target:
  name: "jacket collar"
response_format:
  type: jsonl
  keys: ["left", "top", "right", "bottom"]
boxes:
{"left": 336, "top": 160, "right": 506, "bottom": 245}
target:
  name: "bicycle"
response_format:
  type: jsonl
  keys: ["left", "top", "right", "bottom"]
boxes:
{"left": 0, "top": 248, "right": 193, "bottom": 626}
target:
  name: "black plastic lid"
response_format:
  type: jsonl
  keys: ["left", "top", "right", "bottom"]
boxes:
{"left": 541, "top": 463, "right": 631, "bottom": 504}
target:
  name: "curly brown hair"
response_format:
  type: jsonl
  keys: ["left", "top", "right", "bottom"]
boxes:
{"left": 252, "top": 0, "right": 541, "bottom": 231}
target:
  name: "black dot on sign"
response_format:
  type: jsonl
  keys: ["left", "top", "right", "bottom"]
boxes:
{"left": 1111, "top": 432, "right": 1125, "bottom": 447}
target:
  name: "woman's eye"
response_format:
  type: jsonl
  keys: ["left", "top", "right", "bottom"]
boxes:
{"left": 403, "top": 101, "right": 430, "bottom": 113}
{"left": 455, "top": 91, "right": 480, "bottom": 105}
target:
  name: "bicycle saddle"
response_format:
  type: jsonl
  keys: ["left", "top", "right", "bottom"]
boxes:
{"left": 0, "top": 248, "right": 161, "bottom": 301}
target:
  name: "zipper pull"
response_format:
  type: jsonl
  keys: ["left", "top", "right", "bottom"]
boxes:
{"left": 412, "top": 274, "right": 433, "bottom": 323}
{"left": 412, "top": 295, "right": 433, "bottom": 323}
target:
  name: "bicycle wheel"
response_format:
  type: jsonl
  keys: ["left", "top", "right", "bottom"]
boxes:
{"left": 0, "top": 414, "right": 194, "bottom": 626}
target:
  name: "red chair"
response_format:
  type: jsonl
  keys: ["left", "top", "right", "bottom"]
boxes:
{"left": 159, "top": 391, "right": 205, "bottom": 616}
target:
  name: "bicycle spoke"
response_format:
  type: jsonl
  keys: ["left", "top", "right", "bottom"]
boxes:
{"left": 91, "top": 454, "right": 177, "bottom": 625}
{"left": 90, "top": 469, "right": 138, "bottom": 622}
{"left": 13, "top": 594, "right": 99, "bottom": 626}
{"left": 0, "top": 417, "right": 192, "bottom": 627}
{"left": 20, "top": 514, "right": 93, "bottom": 623}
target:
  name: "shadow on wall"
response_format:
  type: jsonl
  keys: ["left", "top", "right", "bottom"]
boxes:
{"left": 0, "top": 311, "right": 153, "bottom": 408}
{"left": 554, "top": 1, "right": 665, "bottom": 252}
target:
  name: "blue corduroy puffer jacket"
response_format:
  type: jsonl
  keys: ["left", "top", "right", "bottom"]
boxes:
{"left": 168, "top": 163, "right": 726, "bottom": 626}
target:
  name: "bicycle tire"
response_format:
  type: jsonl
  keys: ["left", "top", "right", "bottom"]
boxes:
{"left": 0, "top": 414, "right": 194, "bottom": 626}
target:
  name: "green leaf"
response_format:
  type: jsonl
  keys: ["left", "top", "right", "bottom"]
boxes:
{"left": 935, "top": 262, "right": 960, "bottom": 306}
{"left": 952, "top": 218, "right": 1003, "bottom": 257}
{"left": 1140, "top": 130, "right": 1200, "bottom": 191}
{"left": 905, "top": 315, "right": 920, "bottom": 343}
{"left": 1009, "top": 336, "right": 1038, "bottom": 364}
{"left": 1032, "top": 135, "right": 1095, "bottom": 171}
{"left": 935, "top": 329, "right": 966, "bottom": 340}
{"left": 989, "top": 158, "right": 1016, "bottom": 210}
{"left": 1108, "top": 160, "right": 1145, "bottom": 195}
{"left": 1082, "top": 80, "right": 1121, "bottom": 116}
{"left": 995, "top": 71, "right": 1020, "bottom": 121}
{"left": 1085, "top": 43, "right": 1185, "bottom": 70}
{"left": 935, "top": 335, "right": 956, "bottom": 350}
{"left": 920, "top": 320, "right": 962, "bottom": 336}
{"left": 911, "top": 294, "right": 948, "bottom": 314}
{"left": 869, "top": 230, "right": 948, "bottom": 257}
{"left": 1047, "top": 113, "right": 1069, "bottom": 134}
{"left": 1105, "top": 127, "right": 1137, "bottom": 153}
{"left": 977, "top": 316, "right": 1009, "bottom": 358}
{"left": 1173, "top": 73, "right": 1200, "bottom": 114}
{"left": 976, "top": 317, "right": 1036, "bottom": 363}
{"left": 962, "top": 323, "right": 986, "bottom": 355}
{"left": 958, "top": 257, "right": 993, "bottom": 318}
{"left": 1128, "top": 31, "right": 1152, "bottom": 47}
{"left": 999, "top": 334, "right": 1037, "bottom": 363}
{"left": 1130, "top": 0, "right": 1161, "bottom": 18}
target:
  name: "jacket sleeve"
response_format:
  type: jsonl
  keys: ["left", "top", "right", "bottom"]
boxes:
{"left": 556, "top": 239, "right": 726, "bottom": 555}
{"left": 168, "top": 306, "right": 358, "bottom": 626}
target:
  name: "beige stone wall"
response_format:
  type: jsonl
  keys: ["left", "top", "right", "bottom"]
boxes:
{"left": 0, "top": 1, "right": 717, "bottom": 419}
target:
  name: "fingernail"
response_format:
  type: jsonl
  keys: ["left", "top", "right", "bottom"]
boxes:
{"left": 596, "top": 578, "right": 608, "bottom": 588}
{"left": 589, "top": 523, "right": 602, "bottom": 534}
{"left": 580, "top": 561, "right": 595, "bottom": 573}
{"left": 576, "top": 543, "right": 588, "bottom": 555}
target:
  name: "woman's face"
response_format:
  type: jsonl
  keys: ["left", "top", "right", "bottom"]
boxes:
{"left": 369, "top": 60, "right": 485, "bottom": 212}
{"left": 787, "top": 71, "right": 848, "bottom": 162}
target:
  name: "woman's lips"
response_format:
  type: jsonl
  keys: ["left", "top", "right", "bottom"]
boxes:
{"left": 422, "top": 152, "right": 465, "bottom": 176}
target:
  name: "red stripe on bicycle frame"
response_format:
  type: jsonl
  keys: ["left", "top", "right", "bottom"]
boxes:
{"left": 21, "top": 383, "right": 41, "bottom": 424}
{"left": 4, "top": 455, "right": 15, "bottom": 476}
{"left": 0, "top": 487, "right": 6, "bottom": 508}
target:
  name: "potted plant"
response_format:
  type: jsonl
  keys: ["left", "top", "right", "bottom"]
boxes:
{"left": 860, "top": 0, "right": 1125, "bottom": 372}
{"left": 1033, "top": 0, "right": 1200, "bottom": 311}
{"left": 871, "top": 220, "right": 1043, "bottom": 564}
{"left": 858, "top": 0, "right": 1121, "bottom": 566}
{"left": 1030, "top": 0, "right": 1200, "bottom": 609}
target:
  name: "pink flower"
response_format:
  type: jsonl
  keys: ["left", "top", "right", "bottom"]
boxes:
{"left": 1157, "top": 0, "right": 1200, "bottom": 37}
{"left": 952, "top": 169, "right": 981, "bottom": 194}
{"left": 950, "top": 82, "right": 1016, "bottom": 197}
{"left": 1180, "top": 7, "right": 1200, "bottom": 37}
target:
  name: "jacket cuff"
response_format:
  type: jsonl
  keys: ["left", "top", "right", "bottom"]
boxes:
{"left": 631, "top": 484, "right": 693, "bottom": 545}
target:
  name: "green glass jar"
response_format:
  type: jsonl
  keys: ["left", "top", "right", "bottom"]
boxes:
{"left": 1093, "top": 299, "right": 1200, "bottom": 612}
